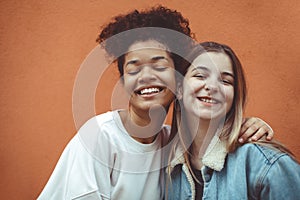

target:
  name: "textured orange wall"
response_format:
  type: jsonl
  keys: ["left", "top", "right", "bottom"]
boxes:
{"left": 0, "top": 1, "right": 299, "bottom": 199}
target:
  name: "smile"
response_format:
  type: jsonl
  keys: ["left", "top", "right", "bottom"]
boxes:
{"left": 198, "top": 97, "right": 220, "bottom": 104}
{"left": 135, "top": 87, "right": 163, "bottom": 95}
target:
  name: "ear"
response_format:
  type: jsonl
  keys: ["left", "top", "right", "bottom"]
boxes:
{"left": 176, "top": 82, "right": 183, "bottom": 100}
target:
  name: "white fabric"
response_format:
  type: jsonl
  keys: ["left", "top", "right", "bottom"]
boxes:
{"left": 170, "top": 134, "right": 228, "bottom": 172}
{"left": 38, "top": 110, "right": 170, "bottom": 200}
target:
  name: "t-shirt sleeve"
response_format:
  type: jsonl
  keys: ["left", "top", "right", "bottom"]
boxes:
{"left": 38, "top": 116, "right": 113, "bottom": 200}
{"left": 37, "top": 135, "right": 82, "bottom": 199}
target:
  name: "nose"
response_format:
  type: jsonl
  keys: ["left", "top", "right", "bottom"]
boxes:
{"left": 204, "top": 78, "right": 219, "bottom": 93}
{"left": 138, "top": 66, "right": 156, "bottom": 83}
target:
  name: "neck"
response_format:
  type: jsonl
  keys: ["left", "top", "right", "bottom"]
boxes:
{"left": 120, "top": 105, "right": 168, "bottom": 144}
{"left": 187, "top": 115, "right": 222, "bottom": 169}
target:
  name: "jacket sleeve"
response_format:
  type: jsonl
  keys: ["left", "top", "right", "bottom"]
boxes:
{"left": 260, "top": 154, "right": 300, "bottom": 200}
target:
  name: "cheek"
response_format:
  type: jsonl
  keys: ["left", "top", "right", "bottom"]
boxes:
{"left": 185, "top": 80, "right": 204, "bottom": 94}
{"left": 162, "top": 70, "right": 176, "bottom": 89}
{"left": 122, "top": 75, "right": 135, "bottom": 94}
{"left": 225, "top": 88, "right": 234, "bottom": 107}
{"left": 182, "top": 82, "right": 195, "bottom": 102}
{"left": 164, "top": 75, "right": 176, "bottom": 90}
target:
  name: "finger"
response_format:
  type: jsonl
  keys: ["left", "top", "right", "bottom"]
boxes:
{"left": 265, "top": 126, "right": 274, "bottom": 140}
{"left": 240, "top": 117, "right": 257, "bottom": 135}
{"left": 239, "top": 125, "right": 259, "bottom": 143}
{"left": 256, "top": 119, "right": 274, "bottom": 140}
{"left": 249, "top": 128, "right": 268, "bottom": 142}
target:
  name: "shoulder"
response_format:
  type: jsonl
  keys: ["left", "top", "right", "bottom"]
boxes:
{"left": 75, "top": 110, "right": 124, "bottom": 159}
{"left": 231, "top": 143, "right": 288, "bottom": 164}
{"left": 86, "top": 110, "right": 116, "bottom": 128}
{"left": 95, "top": 110, "right": 116, "bottom": 125}
{"left": 227, "top": 143, "right": 300, "bottom": 197}
{"left": 229, "top": 143, "right": 300, "bottom": 182}
{"left": 226, "top": 143, "right": 299, "bottom": 179}
{"left": 235, "top": 144, "right": 300, "bottom": 198}
{"left": 69, "top": 110, "right": 121, "bottom": 160}
{"left": 77, "top": 110, "right": 119, "bottom": 141}
{"left": 75, "top": 111, "right": 116, "bottom": 136}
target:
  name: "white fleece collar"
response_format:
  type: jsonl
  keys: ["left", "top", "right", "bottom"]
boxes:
{"left": 170, "top": 135, "right": 228, "bottom": 172}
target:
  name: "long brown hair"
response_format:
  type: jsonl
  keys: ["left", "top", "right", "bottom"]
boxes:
{"left": 169, "top": 41, "right": 247, "bottom": 153}
{"left": 167, "top": 42, "right": 296, "bottom": 188}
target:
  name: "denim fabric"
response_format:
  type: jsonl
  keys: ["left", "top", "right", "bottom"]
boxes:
{"left": 167, "top": 143, "right": 300, "bottom": 200}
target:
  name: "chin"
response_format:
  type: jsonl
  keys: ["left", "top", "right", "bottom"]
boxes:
{"left": 140, "top": 103, "right": 169, "bottom": 111}
{"left": 197, "top": 112, "right": 226, "bottom": 121}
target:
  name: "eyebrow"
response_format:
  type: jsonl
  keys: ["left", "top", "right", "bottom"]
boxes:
{"left": 192, "top": 66, "right": 210, "bottom": 72}
{"left": 151, "top": 56, "right": 168, "bottom": 61}
{"left": 192, "top": 66, "right": 234, "bottom": 78}
{"left": 125, "top": 59, "right": 139, "bottom": 66}
{"left": 125, "top": 56, "right": 169, "bottom": 67}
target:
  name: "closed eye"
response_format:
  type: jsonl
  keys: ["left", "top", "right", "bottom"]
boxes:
{"left": 220, "top": 73, "right": 234, "bottom": 85}
{"left": 127, "top": 70, "right": 140, "bottom": 75}
{"left": 126, "top": 65, "right": 141, "bottom": 75}
{"left": 221, "top": 79, "right": 233, "bottom": 85}
{"left": 126, "top": 60, "right": 139, "bottom": 66}
{"left": 194, "top": 73, "right": 207, "bottom": 79}
{"left": 153, "top": 65, "right": 168, "bottom": 71}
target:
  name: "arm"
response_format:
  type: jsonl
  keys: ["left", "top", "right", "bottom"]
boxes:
{"left": 37, "top": 136, "right": 81, "bottom": 199}
{"left": 37, "top": 135, "right": 108, "bottom": 200}
{"left": 38, "top": 117, "right": 112, "bottom": 199}
{"left": 238, "top": 117, "right": 274, "bottom": 143}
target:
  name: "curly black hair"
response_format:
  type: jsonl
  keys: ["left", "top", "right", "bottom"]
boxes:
{"left": 96, "top": 5, "right": 195, "bottom": 77}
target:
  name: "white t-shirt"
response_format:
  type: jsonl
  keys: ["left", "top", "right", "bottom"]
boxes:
{"left": 38, "top": 110, "right": 170, "bottom": 200}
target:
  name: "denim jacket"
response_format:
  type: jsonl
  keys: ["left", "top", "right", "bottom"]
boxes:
{"left": 167, "top": 135, "right": 300, "bottom": 200}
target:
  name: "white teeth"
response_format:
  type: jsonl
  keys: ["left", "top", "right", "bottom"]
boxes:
{"left": 140, "top": 88, "right": 160, "bottom": 95}
{"left": 200, "top": 98, "right": 217, "bottom": 104}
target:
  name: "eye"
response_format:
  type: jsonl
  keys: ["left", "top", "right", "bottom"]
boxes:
{"left": 194, "top": 73, "right": 207, "bottom": 79}
{"left": 126, "top": 66, "right": 141, "bottom": 75}
{"left": 220, "top": 78, "right": 234, "bottom": 85}
{"left": 153, "top": 65, "right": 168, "bottom": 71}
{"left": 127, "top": 70, "right": 140, "bottom": 75}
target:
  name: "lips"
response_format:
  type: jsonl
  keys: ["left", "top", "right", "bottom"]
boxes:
{"left": 135, "top": 87, "right": 164, "bottom": 95}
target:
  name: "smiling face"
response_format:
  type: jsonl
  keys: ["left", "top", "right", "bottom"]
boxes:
{"left": 182, "top": 52, "right": 234, "bottom": 121}
{"left": 123, "top": 40, "right": 176, "bottom": 115}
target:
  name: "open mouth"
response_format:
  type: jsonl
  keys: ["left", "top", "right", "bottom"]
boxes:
{"left": 135, "top": 87, "right": 164, "bottom": 95}
{"left": 198, "top": 97, "right": 220, "bottom": 104}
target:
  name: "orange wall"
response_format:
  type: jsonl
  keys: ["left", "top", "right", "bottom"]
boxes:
{"left": 1, "top": 1, "right": 299, "bottom": 199}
